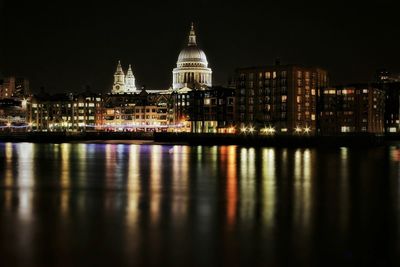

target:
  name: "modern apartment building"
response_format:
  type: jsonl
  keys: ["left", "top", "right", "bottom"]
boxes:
{"left": 235, "top": 64, "right": 328, "bottom": 134}
{"left": 319, "top": 84, "right": 385, "bottom": 134}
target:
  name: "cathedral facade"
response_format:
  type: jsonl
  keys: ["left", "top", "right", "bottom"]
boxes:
{"left": 172, "top": 23, "right": 212, "bottom": 90}
{"left": 111, "top": 61, "right": 137, "bottom": 94}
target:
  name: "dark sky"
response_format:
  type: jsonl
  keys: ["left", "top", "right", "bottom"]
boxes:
{"left": 1, "top": 0, "right": 399, "bottom": 93}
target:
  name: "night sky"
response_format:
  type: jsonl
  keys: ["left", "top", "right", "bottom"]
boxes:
{"left": 1, "top": 0, "right": 399, "bottom": 93}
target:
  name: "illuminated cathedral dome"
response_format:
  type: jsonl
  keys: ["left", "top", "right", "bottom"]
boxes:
{"left": 177, "top": 46, "right": 208, "bottom": 67}
{"left": 173, "top": 23, "right": 212, "bottom": 90}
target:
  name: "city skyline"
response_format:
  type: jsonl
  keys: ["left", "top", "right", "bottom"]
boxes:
{"left": 1, "top": 0, "right": 400, "bottom": 93}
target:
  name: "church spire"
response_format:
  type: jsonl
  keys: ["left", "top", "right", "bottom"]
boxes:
{"left": 188, "top": 22, "right": 197, "bottom": 46}
{"left": 127, "top": 64, "right": 133, "bottom": 75}
{"left": 115, "top": 60, "right": 124, "bottom": 75}
{"left": 125, "top": 64, "right": 137, "bottom": 92}
{"left": 112, "top": 60, "right": 126, "bottom": 94}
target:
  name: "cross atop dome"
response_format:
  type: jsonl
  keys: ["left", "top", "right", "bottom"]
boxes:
{"left": 188, "top": 22, "right": 197, "bottom": 46}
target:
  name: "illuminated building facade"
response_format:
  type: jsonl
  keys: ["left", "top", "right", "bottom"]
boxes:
{"left": 27, "top": 90, "right": 174, "bottom": 132}
{"left": 380, "top": 82, "right": 400, "bottom": 133}
{"left": 319, "top": 84, "right": 385, "bottom": 134}
{"left": 173, "top": 86, "right": 235, "bottom": 133}
{"left": 0, "top": 76, "right": 30, "bottom": 99}
{"left": 235, "top": 64, "right": 328, "bottom": 134}
{"left": 0, "top": 99, "right": 28, "bottom": 131}
{"left": 27, "top": 93, "right": 102, "bottom": 131}
{"left": 376, "top": 69, "right": 400, "bottom": 84}
{"left": 111, "top": 61, "right": 137, "bottom": 94}
{"left": 172, "top": 23, "right": 212, "bottom": 90}
{"left": 102, "top": 91, "right": 173, "bottom": 131}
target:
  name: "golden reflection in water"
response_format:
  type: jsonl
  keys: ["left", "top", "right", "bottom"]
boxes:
{"left": 210, "top": 146, "right": 218, "bottom": 173}
{"left": 240, "top": 148, "right": 256, "bottom": 222}
{"left": 220, "top": 146, "right": 227, "bottom": 166}
{"left": 17, "top": 143, "right": 35, "bottom": 221}
{"left": 339, "top": 147, "right": 349, "bottom": 233}
{"left": 105, "top": 144, "right": 115, "bottom": 182}
{"left": 262, "top": 148, "right": 276, "bottom": 227}
{"left": 77, "top": 144, "right": 87, "bottom": 186}
{"left": 293, "top": 149, "right": 312, "bottom": 229}
{"left": 281, "top": 148, "right": 288, "bottom": 178}
{"left": 126, "top": 145, "right": 140, "bottom": 225}
{"left": 197, "top": 145, "right": 202, "bottom": 162}
{"left": 150, "top": 145, "right": 162, "bottom": 225}
{"left": 60, "top": 143, "right": 71, "bottom": 216}
{"left": 4, "top": 143, "right": 14, "bottom": 210}
{"left": 172, "top": 146, "right": 190, "bottom": 223}
{"left": 226, "top": 146, "right": 237, "bottom": 228}
{"left": 76, "top": 144, "right": 87, "bottom": 210}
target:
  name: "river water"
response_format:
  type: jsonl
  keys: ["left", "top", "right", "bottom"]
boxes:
{"left": 0, "top": 142, "right": 399, "bottom": 266}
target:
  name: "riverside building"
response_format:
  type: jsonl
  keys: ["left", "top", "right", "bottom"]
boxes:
{"left": 172, "top": 86, "right": 235, "bottom": 133}
{"left": 235, "top": 64, "right": 328, "bottom": 134}
{"left": 27, "top": 92, "right": 102, "bottom": 131}
{"left": 319, "top": 84, "right": 385, "bottom": 134}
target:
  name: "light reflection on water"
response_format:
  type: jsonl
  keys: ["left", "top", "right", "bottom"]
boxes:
{"left": 0, "top": 143, "right": 399, "bottom": 266}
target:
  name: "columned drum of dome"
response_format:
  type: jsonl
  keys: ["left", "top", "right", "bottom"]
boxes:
{"left": 173, "top": 23, "right": 212, "bottom": 90}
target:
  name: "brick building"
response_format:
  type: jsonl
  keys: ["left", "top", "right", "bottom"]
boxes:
{"left": 235, "top": 64, "right": 328, "bottom": 134}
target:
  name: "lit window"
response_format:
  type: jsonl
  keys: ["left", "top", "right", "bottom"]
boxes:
{"left": 341, "top": 126, "right": 351, "bottom": 132}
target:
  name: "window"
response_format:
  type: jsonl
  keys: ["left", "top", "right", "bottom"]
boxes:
{"left": 297, "top": 71, "right": 302, "bottom": 78}
{"left": 341, "top": 126, "right": 351, "bottom": 132}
